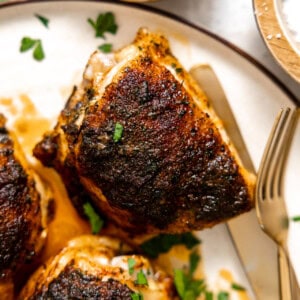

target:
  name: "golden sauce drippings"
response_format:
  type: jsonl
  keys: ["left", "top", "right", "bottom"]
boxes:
{"left": 12, "top": 94, "right": 51, "bottom": 154}
{"left": 35, "top": 166, "right": 90, "bottom": 262}
{"left": 0, "top": 94, "right": 90, "bottom": 261}
{"left": 0, "top": 98, "right": 17, "bottom": 115}
{"left": 155, "top": 244, "right": 204, "bottom": 279}
{"left": 219, "top": 269, "right": 251, "bottom": 300}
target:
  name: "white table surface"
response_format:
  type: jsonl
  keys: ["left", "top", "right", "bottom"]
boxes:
{"left": 145, "top": 0, "right": 300, "bottom": 101}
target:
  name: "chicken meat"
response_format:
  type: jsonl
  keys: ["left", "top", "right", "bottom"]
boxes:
{"left": 19, "top": 235, "right": 177, "bottom": 299}
{"left": 33, "top": 28, "right": 255, "bottom": 235}
{"left": 0, "top": 114, "right": 48, "bottom": 297}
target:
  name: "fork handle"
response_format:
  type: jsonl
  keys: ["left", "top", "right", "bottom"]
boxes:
{"left": 278, "top": 246, "right": 300, "bottom": 300}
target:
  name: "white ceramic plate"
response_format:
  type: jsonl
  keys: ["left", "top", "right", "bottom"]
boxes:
{"left": 0, "top": 1, "right": 299, "bottom": 299}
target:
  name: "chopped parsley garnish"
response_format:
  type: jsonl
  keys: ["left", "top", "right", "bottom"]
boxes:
{"left": 174, "top": 252, "right": 205, "bottom": 300}
{"left": 83, "top": 202, "right": 103, "bottom": 234}
{"left": 131, "top": 292, "right": 144, "bottom": 300}
{"left": 189, "top": 251, "right": 200, "bottom": 276}
{"left": 87, "top": 12, "right": 118, "bottom": 38}
{"left": 20, "top": 37, "right": 45, "bottom": 61}
{"left": 205, "top": 291, "right": 213, "bottom": 300}
{"left": 231, "top": 282, "right": 246, "bottom": 291}
{"left": 140, "top": 232, "right": 200, "bottom": 258}
{"left": 217, "top": 291, "right": 229, "bottom": 300}
{"left": 128, "top": 258, "right": 136, "bottom": 275}
{"left": 113, "top": 122, "right": 123, "bottom": 142}
{"left": 135, "top": 270, "right": 148, "bottom": 286}
{"left": 20, "top": 37, "right": 36, "bottom": 52}
{"left": 98, "top": 43, "right": 112, "bottom": 53}
{"left": 35, "top": 14, "right": 49, "bottom": 28}
{"left": 292, "top": 216, "right": 300, "bottom": 222}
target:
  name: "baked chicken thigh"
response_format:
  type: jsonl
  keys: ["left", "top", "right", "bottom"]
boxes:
{"left": 19, "top": 235, "right": 176, "bottom": 299}
{"left": 0, "top": 114, "right": 48, "bottom": 297}
{"left": 34, "top": 28, "right": 255, "bottom": 235}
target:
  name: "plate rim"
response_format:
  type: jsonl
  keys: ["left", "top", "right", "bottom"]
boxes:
{"left": 253, "top": 0, "right": 300, "bottom": 84}
{"left": 1, "top": 1, "right": 293, "bottom": 297}
{"left": 1, "top": 0, "right": 299, "bottom": 106}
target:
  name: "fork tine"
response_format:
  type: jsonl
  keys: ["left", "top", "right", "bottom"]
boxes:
{"left": 256, "top": 108, "right": 290, "bottom": 200}
{"left": 255, "top": 107, "right": 299, "bottom": 299}
{"left": 273, "top": 109, "right": 297, "bottom": 199}
{"left": 256, "top": 107, "right": 296, "bottom": 221}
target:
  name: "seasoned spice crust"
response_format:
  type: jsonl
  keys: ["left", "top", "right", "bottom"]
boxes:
{"left": 0, "top": 115, "right": 43, "bottom": 279}
{"left": 28, "top": 263, "right": 133, "bottom": 300}
{"left": 34, "top": 28, "right": 254, "bottom": 235}
{"left": 77, "top": 59, "right": 251, "bottom": 230}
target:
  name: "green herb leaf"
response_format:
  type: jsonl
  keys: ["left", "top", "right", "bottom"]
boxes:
{"left": 135, "top": 270, "right": 148, "bottom": 286}
{"left": 183, "top": 290, "right": 196, "bottom": 300}
{"left": 20, "top": 37, "right": 36, "bottom": 52}
{"left": 35, "top": 14, "right": 49, "bottom": 28}
{"left": 128, "top": 258, "right": 136, "bottom": 275}
{"left": 189, "top": 251, "right": 200, "bottom": 277}
{"left": 83, "top": 202, "right": 104, "bottom": 234}
{"left": 140, "top": 232, "right": 200, "bottom": 258}
{"left": 131, "top": 292, "right": 143, "bottom": 300}
{"left": 174, "top": 269, "right": 186, "bottom": 299}
{"left": 88, "top": 11, "right": 118, "bottom": 38}
{"left": 33, "top": 40, "right": 45, "bottom": 61}
{"left": 20, "top": 37, "right": 45, "bottom": 61}
{"left": 292, "top": 216, "right": 300, "bottom": 222}
{"left": 218, "top": 291, "right": 229, "bottom": 300}
{"left": 205, "top": 291, "right": 214, "bottom": 300}
{"left": 174, "top": 249, "right": 206, "bottom": 300}
{"left": 98, "top": 43, "right": 112, "bottom": 53}
{"left": 231, "top": 283, "right": 246, "bottom": 291}
{"left": 187, "top": 279, "right": 205, "bottom": 297}
{"left": 113, "top": 122, "right": 123, "bottom": 142}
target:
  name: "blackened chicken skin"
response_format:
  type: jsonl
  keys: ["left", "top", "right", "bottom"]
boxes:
{"left": 19, "top": 235, "right": 177, "bottom": 300}
{"left": 34, "top": 28, "right": 255, "bottom": 235}
{"left": 0, "top": 114, "right": 47, "bottom": 294}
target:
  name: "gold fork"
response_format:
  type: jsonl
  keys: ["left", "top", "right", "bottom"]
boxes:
{"left": 256, "top": 107, "right": 300, "bottom": 300}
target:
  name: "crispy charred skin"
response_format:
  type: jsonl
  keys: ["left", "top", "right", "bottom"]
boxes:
{"left": 33, "top": 87, "right": 92, "bottom": 215}
{"left": 77, "top": 60, "right": 251, "bottom": 231}
{"left": 0, "top": 115, "right": 43, "bottom": 280}
{"left": 28, "top": 264, "right": 133, "bottom": 299}
{"left": 20, "top": 235, "right": 177, "bottom": 300}
{"left": 34, "top": 29, "right": 254, "bottom": 235}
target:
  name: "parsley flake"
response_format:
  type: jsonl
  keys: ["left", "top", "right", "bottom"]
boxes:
{"left": 217, "top": 291, "right": 229, "bottom": 300}
{"left": 33, "top": 40, "right": 45, "bottom": 61}
{"left": 189, "top": 251, "right": 200, "bottom": 277}
{"left": 87, "top": 12, "right": 118, "bottom": 38}
{"left": 35, "top": 14, "right": 49, "bottom": 28}
{"left": 231, "top": 282, "right": 246, "bottom": 291}
{"left": 98, "top": 43, "right": 112, "bottom": 53}
{"left": 20, "top": 37, "right": 36, "bottom": 52}
{"left": 131, "top": 292, "right": 143, "bottom": 300}
{"left": 83, "top": 202, "right": 103, "bottom": 234}
{"left": 205, "top": 291, "right": 214, "bottom": 300}
{"left": 135, "top": 270, "right": 148, "bottom": 286}
{"left": 113, "top": 122, "right": 123, "bottom": 142}
{"left": 20, "top": 37, "right": 45, "bottom": 61}
{"left": 174, "top": 252, "right": 206, "bottom": 300}
{"left": 140, "top": 232, "right": 200, "bottom": 258}
{"left": 292, "top": 216, "right": 300, "bottom": 222}
{"left": 128, "top": 258, "right": 136, "bottom": 275}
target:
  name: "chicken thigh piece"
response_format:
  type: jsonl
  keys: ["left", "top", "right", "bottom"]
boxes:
{"left": 19, "top": 235, "right": 177, "bottom": 299}
{"left": 0, "top": 115, "right": 48, "bottom": 293}
{"left": 34, "top": 28, "right": 255, "bottom": 235}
